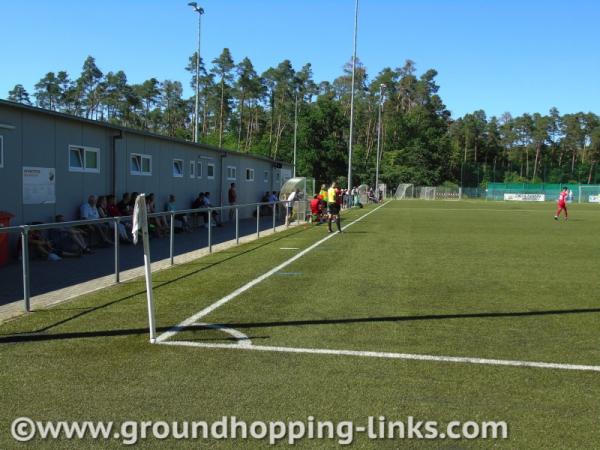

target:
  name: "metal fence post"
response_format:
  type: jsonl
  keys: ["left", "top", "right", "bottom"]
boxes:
{"left": 235, "top": 207, "right": 239, "bottom": 245}
{"left": 21, "top": 226, "right": 31, "bottom": 312}
{"left": 208, "top": 209, "right": 212, "bottom": 253}
{"left": 272, "top": 203, "right": 276, "bottom": 232}
{"left": 169, "top": 212, "right": 175, "bottom": 265}
{"left": 114, "top": 218, "right": 120, "bottom": 283}
{"left": 256, "top": 205, "right": 260, "bottom": 238}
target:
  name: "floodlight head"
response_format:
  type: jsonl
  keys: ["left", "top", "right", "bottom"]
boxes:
{"left": 188, "top": 2, "right": 204, "bottom": 14}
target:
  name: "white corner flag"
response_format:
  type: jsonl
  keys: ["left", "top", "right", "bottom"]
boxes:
{"left": 133, "top": 194, "right": 157, "bottom": 344}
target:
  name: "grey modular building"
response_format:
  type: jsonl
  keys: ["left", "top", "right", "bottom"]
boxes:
{"left": 0, "top": 99, "right": 293, "bottom": 227}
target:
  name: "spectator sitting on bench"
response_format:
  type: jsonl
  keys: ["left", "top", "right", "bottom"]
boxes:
{"left": 128, "top": 192, "right": 139, "bottom": 213}
{"left": 146, "top": 193, "right": 168, "bottom": 237}
{"left": 260, "top": 191, "right": 271, "bottom": 215}
{"left": 107, "top": 194, "right": 131, "bottom": 230}
{"left": 99, "top": 195, "right": 132, "bottom": 243}
{"left": 202, "top": 192, "right": 222, "bottom": 227}
{"left": 49, "top": 214, "right": 93, "bottom": 256}
{"left": 165, "top": 194, "right": 191, "bottom": 232}
{"left": 117, "top": 192, "right": 132, "bottom": 216}
{"left": 80, "top": 195, "right": 112, "bottom": 247}
{"left": 28, "top": 223, "right": 79, "bottom": 261}
{"left": 191, "top": 192, "right": 208, "bottom": 227}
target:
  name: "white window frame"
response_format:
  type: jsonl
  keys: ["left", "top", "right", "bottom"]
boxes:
{"left": 0, "top": 135, "right": 3, "bottom": 168}
{"left": 172, "top": 158, "right": 184, "bottom": 178}
{"left": 68, "top": 145, "right": 100, "bottom": 173}
{"left": 245, "top": 168, "right": 255, "bottom": 182}
{"left": 207, "top": 163, "right": 215, "bottom": 180}
{"left": 130, "top": 153, "right": 152, "bottom": 176}
{"left": 189, "top": 160, "right": 195, "bottom": 179}
{"left": 227, "top": 165, "right": 237, "bottom": 181}
{"left": 264, "top": 170, "right": 269, "bottom": 183}
{"left": 196, "top": 160, "right": 203, "bottom": 179}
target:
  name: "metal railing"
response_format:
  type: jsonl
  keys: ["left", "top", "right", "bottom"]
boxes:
{"left": 0, "top": 200, "right": 307, "bottom": 312}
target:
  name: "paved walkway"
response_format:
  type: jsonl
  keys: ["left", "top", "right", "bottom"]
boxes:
{"left": 0, "top": 214, "right": 293, "bottom": 323}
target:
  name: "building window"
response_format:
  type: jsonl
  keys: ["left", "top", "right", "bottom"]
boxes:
{"left": 207, "top": 163, "right": 215, "bottom": 179}
{"left": 196, "top": 160, "right": 203, "bottom": 178}
{"left": 264, "top": 170, "right": 269, "bottom": 183}
{"left": 0, "top": 135, "right": 3, "bottom": 168}
{"left": 245, "top": 168, "right": 254, "bottom": 182}
{"left": 172, "top": 159, "right": 184, "bottom": 178}
{"left": 189, "top": 160, "right": 195, "bottom": 178}
{"left": 227, "top": 166, "right": 237, "bottom": 180}
{"left": 131, "top": 153, "right": 152, "bottom": 176}
{"left": 68, "top": 145, "right": 100, "bottom": 173}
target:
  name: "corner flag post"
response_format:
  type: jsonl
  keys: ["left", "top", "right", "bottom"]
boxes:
{"left": 133, "top": 194, "right": 157, "bottom": 343}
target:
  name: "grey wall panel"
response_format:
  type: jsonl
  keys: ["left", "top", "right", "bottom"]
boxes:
{"left": 0, "top": 108, "right": 23, "bottom": 225}
{"left": 123, "top": 134, "right": 149, "bottom": 194}
{"left": 0, "top": 103, "right": 291, "bottom": 227}
{"left": 54, "top": 119, "right": 84, "bottom": 220}
{"left": 21, "top": 112, "right": 56, "bottom": 223}
{"left": 114, "top": 137, "right": 127, "bottom": 197}
{"left": 80, "top": 124, "right": 111, "bottom": 203}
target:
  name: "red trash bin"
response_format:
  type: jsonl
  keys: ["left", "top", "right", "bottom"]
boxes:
{"left": 0, "top": 211, "right": 15, "bottom": 267}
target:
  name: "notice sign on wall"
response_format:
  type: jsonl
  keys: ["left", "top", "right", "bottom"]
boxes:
{"left": 504, "top": 193, "right": 545, "bottom": 202}
{"left": 23, "top": 167, "right": 56, "bottom": 204}
{"left": 589, "top": 195, "right": 600, "bottom": 203}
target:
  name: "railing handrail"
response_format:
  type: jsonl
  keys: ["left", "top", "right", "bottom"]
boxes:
{"left": 0, "top": 200, "right": 301, "bottom": 234}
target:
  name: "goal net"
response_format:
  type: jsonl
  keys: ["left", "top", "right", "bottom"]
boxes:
{"left": 394, "top": 183, "right": 414, "bottom": 199}
{"left": 577, "top": 185, "right": 600, "bottom": 203}
{"left": 417, "top": 186, "right": 436, "bottom": 200}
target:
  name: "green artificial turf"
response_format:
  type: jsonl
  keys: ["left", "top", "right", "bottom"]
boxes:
{"left": 1, "top": 200, "right": 599, "bottom": 448}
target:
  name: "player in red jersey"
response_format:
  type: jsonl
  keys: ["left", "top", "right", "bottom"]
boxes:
{"left": 309, "top": 195, "right": 322, "bottom": 224}
{"left": 554, "top": 186, "right": 568, "bottom": 220}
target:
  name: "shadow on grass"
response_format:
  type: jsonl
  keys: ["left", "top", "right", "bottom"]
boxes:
{"left": 2, "top": 306, "right": 600, "bottom": 345}
{"left": 223, "top": 307, "right": 600, "bottom": 330}
{"left": 0, "top": 227, "right": 309, "bottom": 341}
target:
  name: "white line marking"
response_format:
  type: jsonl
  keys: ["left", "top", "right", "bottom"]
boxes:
{"left": 189, "top": 323, "right": 252, "bottom": 347}
{"left": 393, "top": 206, "right": 592, "bottom": 213}
{"left": 156, "top": 202, "right": 388, "bottom": 343}
{"left": 279, "top": 247, "right": 300, "bottom": 250}
{"left": 159, "top": 340, "right": 600, "bottom": 373}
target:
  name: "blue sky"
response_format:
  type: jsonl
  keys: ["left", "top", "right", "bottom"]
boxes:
{"left": 1, "top": 0, "right": 598, "bottom": 118}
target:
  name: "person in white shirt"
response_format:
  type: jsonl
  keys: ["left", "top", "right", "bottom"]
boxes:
{"left": 285, "top": 189, "right": 299, "bottom": 225}
{"left": 80, "top": 195, "right": 112, "bottom": 246}
{"left": 80, "top": 195, "right": 100, "bottom": 220}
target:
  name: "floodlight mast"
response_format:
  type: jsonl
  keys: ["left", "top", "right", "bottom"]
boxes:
{"left": 375, "top": 84, "right": 385, "bottom": 201}
{"left": 347, "top": 0, "right": 359, "bottom": 191}
{"left": 189, "top": 2, "right": 204, "bottom": 143}
{"left": 293, "top": 92, "right": 298, "bottom": 177}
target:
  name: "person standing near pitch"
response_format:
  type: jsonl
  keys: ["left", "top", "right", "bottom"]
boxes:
{"left": 555, "top": 186, "right": 569, "bottom": 221}
{"left": 327, "top": 181, "right": 342, "bottom": 233}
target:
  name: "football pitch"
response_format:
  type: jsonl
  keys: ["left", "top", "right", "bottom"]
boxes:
{"left": 1, "top": 200, "right": 600, "bottom": 448}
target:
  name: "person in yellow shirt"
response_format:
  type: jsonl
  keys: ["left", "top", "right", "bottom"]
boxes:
{"left": 327, "top": 182, "right": 342, "bottom": 233}
{"left": 319, "top": 184, "right": 328, "bottom": 204}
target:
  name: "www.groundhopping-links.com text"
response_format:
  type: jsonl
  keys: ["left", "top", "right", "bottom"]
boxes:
{"left": 10, "top": 416, "right": 508, "bottom": 445}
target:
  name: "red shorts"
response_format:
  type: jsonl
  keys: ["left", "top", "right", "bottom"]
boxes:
{"left": 558, "top": 202, "right": 567, "bottom": 209}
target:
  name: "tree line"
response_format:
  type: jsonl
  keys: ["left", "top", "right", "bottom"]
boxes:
{"left": 7, "top": 52, "right": 600, "bottom": 188}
